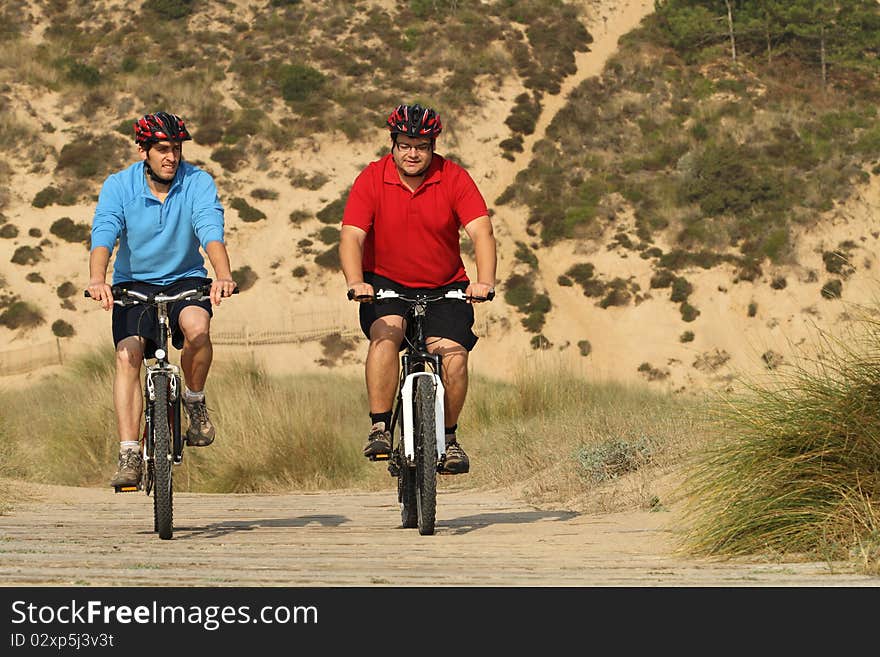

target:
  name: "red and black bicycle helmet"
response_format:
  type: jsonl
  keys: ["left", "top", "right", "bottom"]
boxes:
{"left": 386, "top": 104, "right": 442, "bottom": 138}
{"left": 133, "top": 112, "right": 192, "bottom": 146}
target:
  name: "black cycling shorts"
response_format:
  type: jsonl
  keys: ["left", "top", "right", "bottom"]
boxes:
{"left": 111, "top": 277, "right": 213, "bottom": 358}
{"left": 358, "top": 272, "right": 478, "bottom": 352}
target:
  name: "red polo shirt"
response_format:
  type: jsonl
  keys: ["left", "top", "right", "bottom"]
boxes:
{"left": 342, "top": 153, "right": 488, "bottom": 288}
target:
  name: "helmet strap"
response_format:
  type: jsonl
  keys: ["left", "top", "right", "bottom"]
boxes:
{"left": 144, "top": 162, "right": 174, "bottom": 185}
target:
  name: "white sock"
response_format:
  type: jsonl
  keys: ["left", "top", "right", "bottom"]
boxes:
{"left": 184, "top": 387, "right": 205, "bottom": 401}
{"left": 120, "top": 440, "right": 139, "bottom": 453}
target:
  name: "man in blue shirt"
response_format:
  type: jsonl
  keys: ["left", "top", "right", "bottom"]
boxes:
{"left": 87, "top": 112, "right": 237, "bottom": 489}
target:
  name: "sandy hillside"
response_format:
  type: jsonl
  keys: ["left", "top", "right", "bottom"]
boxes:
{"left": 1, "top": 0, "right": 879, "bottom": 396}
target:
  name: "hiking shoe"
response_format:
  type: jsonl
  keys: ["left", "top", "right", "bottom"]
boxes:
{"left": 363, "top": 422, "right": 392, "bottom": 458}
{"left": 440, "top": 439, "right": 469, "bottom": 474}
{"left": 183, "top": 395, "right": 215, "bottom": 446}
{"left": 110, "top": 448, "right": 143, "bottom": 488}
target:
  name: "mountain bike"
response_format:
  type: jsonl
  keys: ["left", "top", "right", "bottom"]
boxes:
{"left": 349, "top": 287, "right": 493, "bottom": 535}
{"left": 86, "top": 281, "right": 236, "bottom": 540}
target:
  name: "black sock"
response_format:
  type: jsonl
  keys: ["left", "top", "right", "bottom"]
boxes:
{"left": 371, "top": 411, "right": 392, "bottom": 429}
{"left": 445, "top": 424, "right": 458, "bottom": 441}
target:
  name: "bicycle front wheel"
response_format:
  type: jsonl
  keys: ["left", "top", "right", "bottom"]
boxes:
{"left": 414, "top": 375, "right": 437, "bottom": 536}
{"left": 151, "top": 373, "right": 174, "bottom": 540}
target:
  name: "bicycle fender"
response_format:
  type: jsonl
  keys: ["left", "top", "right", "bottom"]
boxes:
{"left": 401, "top": 372, "right": 445, "bottom": 462}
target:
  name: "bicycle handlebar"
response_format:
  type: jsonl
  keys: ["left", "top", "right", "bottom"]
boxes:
{"left": 347, "top": 288, "right": 495, "bottom": 303}
{"left": 85, "top": 284, "right": 239, "bottom": 306}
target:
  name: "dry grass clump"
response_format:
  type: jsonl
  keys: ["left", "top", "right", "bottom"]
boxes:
{"left": 460, "top": 354, "right": 705, "bottom": 512}
{"left": 677, "top": 308, "right": 880, "bottom": 573}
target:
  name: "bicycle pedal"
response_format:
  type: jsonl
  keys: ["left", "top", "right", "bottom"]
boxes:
{"left": 113, "top": 485, "right": 140, "bottom": 493}
{"left": 369, "top": 453, "right": 391, "bottom": 461}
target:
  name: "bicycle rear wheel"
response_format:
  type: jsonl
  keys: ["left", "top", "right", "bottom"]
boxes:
{"left": 152, "top": 373, "right": 174, "bottom": 540}
{"left": 413, "top": 375, "right": 437, "bottom": 535}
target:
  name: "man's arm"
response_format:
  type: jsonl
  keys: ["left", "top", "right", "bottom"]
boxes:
{"left": 463, "top": 215, "right": 496, "bottom": 302}
{"left": 86, "top": 246, "right": 114, "bottom": 310}
{"left": 339, "top": 225, "right": 373, "bottom": 300}
{"left": 204, "top": 240, "right": 237, "bottom": 306}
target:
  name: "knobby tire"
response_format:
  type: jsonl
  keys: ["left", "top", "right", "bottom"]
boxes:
{"left": 399, "top": 451, "right": 418, "bottom": 528}
{"left": 414, "top": 375, "right": 437, "bottom": 535}
{"left": 152, "top": 373, "right": 174, "bottom": 540}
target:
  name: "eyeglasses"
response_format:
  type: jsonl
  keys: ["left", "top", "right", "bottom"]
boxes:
{"left": 395, "top": 142, "right": 432, "bottom": 153}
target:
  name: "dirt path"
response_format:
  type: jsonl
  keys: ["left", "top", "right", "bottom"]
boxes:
{"left": 0, "top": 483, "right": 876, "bottom": 586}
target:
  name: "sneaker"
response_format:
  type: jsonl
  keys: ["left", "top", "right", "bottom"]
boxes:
{"left": 110, "top": 448, "right": 143, "bottom": 488}
{"left": 183, "top": 395, "right": 215, "bottom": 446}
{"left": 363, "top": 422, "right": 392, "bottom": 458}
{"left": 440, "top": 439, "right": 470, "bottom": 474}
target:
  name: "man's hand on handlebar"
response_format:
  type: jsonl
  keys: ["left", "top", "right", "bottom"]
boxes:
{"left": 347, "top": 281, "right": 375, "bottom": 303}
{"left": 86, "top": 281, "right": 114, "bottom": 311}
{"left": 210, "top": 278, "right": 238, "bottom": 306}
{"left": 465, "top": 282, "right": 495, "bottom": 303}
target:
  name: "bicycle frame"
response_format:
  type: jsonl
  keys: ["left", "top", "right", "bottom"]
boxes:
{"left": 142, "top": 295, "right": 183, "bottom": 468}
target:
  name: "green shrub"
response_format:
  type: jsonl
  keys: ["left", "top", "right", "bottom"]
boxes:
{"left": 557, "top": 275, "right": 573, "bottom": 287}
{"left": 230, "top": 198, "right": 266, "bottom": 223}
{"left": 33, "top": 186, "right": 62, "bottom": 208}
{"left": 289, "top": 210, "right": 312, "bottom": 224}
{"left": 0, "top": 224, "right": 17, "bottom": 238}
{"left": 821, "top": 279, "right": 843, "bottom": 299}
{"left": 577, "top": 339, "right": 592, "bottom": 356}
{"left": 680, "top": 302, "right": 700, "bottom": 322}
{"left": 11, "top": 246, "right": 43, "bottom": 266}
{"left": 503, "top": 274, "right": 535, "bottom": 309}
{"left": 514, "top": 241, "right": 538, "bottom": 267}
{"left": 670, "top": 276, "right": 693, "bottom": 303}
{"left": 314, "top": 247, "right": 340, "bottom": 269}
{"left": 231, "top": 266, "right": 258, "bottom": 292}
{"left": 56, "top": 135, "right": 126, "bottom": 179}
{"left": 292, "top": 266, "right": 307, "bottom": 278}
{"left": 505, "top": 92, "right": 541, "bottom": 136}
{"left": 290, "top": 171, "right": 329, "bottom": 190}
{"left": 565, "top": 263, "right": 595, "bottom": 285}
{"left": 680, "top": 331, "right": 694, "bottom": 343}
{"left": 317, "top": 226, "right": 340, "bottom": 245}
{"left": 530, "top": 334, "right": 551, "bottom": 350}
{"left": 211, "top": 145, "right": 247, "bottom": 172}
{"left": 52, "top": 319, "right": 75, "bottom": 337}
{"left": 65, "top": 61, "right": 101, "bottom": 86}
{"left": 251, "top": 188, "right": 279, "bottom": 201}
{"left": 277, "top": 64, "right": 326, "bottom": 102}
{"left": 50, "top": 217, "right": 91, "bottom": 245}
{"left": 0, "top": 301, "right": 44, "bottom": 329}
{"left": 56, "top": 282, "right": 77, "bottom": 299}
{"left": 747, "top": 302, "right": 758, "bottom": 317}
{"left": 145, "top": 0, "right": 194, "bottom": 19}
{"left": 650, "top": 269, "right": 675, "bottom": 288}
{"left": 316, "top": 192, "right": 349, "bottom": 225}
{"left": 577, "top": 436, "right": 656, "bottom": 484}
{"left": 521, "top": 311, "right": 546, "bottom": 333}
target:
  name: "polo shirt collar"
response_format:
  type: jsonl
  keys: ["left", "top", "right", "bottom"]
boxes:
{"left": 383, "top": 153, "right": 443, "bottom": 189}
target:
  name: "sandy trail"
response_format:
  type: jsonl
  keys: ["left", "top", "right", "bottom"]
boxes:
{"left": 0, "top": 483, "right": 875, "bottom": 587}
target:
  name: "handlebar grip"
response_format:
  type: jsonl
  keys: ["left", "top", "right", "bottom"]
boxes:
{"left": 347, "top": 288, "right": 374, "bottom": 302}
{"left": 487, "top": 290, "right": 495, "bottom": 301}
{"left": 83, "top": 290, "right": 91, "bottom": 298}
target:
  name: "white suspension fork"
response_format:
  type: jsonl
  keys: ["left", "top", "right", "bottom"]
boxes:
{"left": 401, "top": 372, "right": 445, "bottom": 462}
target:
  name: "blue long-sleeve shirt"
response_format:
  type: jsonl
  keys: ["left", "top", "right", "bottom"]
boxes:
{"left": 90, "top": 161, "right": 225, "bottom": 285}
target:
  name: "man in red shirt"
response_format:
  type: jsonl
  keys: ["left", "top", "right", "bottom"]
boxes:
{"left": 340, "top": 103, "right": 496, "bottom": 474}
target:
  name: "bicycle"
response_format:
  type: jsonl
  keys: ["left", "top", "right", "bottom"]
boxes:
{"left": 348, "top": 287, "right": 493, "bottom": 535}
{"left": 85, "top": 281, "right": 236, "bottom": 540}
